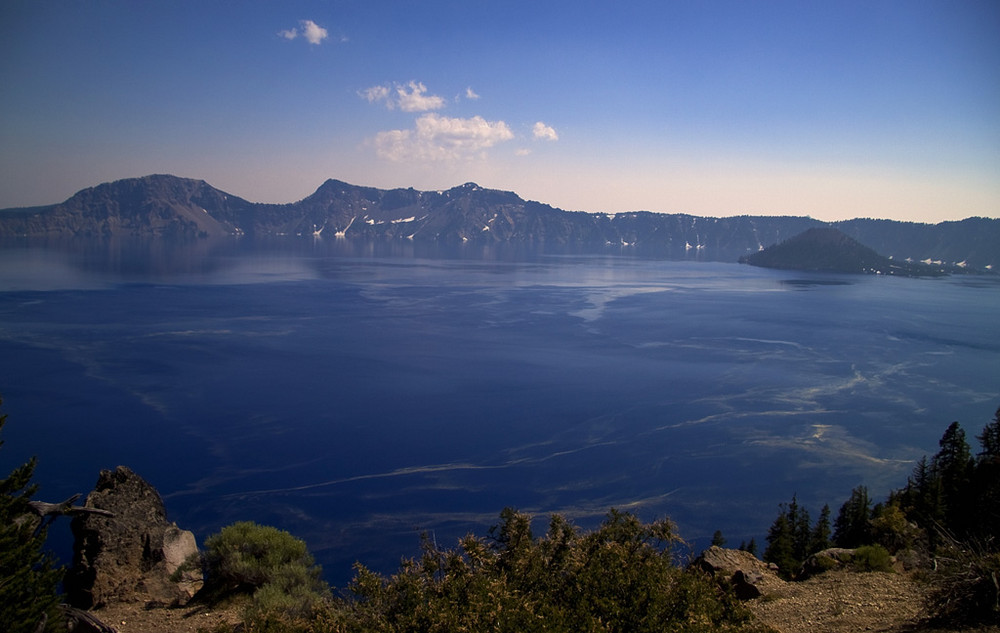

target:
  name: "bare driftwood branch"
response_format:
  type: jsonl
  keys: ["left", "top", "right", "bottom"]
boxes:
{"left": 27, "top": 494, "right": 115, "bottom": 519}
{"left": 62, "top": 604, "right": 119, "bottom": 633}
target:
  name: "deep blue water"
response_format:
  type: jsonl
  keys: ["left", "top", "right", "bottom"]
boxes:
{"left": 1, "top": 240, "right": 998, "bottom": 587}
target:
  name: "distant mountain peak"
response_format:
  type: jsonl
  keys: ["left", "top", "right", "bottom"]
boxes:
{"left": 0, "top": 174, "right": 996, "bottom": 271}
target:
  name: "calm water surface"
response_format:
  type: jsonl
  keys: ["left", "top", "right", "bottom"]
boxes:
{"left": 1, "top": 240, "right": 998, "bottom": 585}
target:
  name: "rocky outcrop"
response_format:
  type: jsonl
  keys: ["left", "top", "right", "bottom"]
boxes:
{"left": 65, "top": 466, "right": 202, "bottom": 608}
{"left": 693, "top": 546, "right": 785, "bottom": 599}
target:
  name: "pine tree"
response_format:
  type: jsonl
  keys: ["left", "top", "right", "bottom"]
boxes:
{"left": 764, "top": 504, "right": 797, "bottom": 577}
{"left": 0, "top": 397, "right": 64, "bottom": 633}
{"left": 833, "top": 485, "right": 872, "bottom": 548}
{"left": 711, "top": 530, "right": 726, "bottom": 547}
{"left": 808, "top": 504, "right": 832, "bottom": 554}
{"left": 905, "top": 455, "right": 944, "bottom": 528}
{"left": 764, "top": 495, "right": 826, "bottom": 576}
{"left": 788, "top": 495, "right": 812, "bottom": 561}
{"left": 974, "top": 407, "right": 1000, "bottom": 540}
{"left": 977, "top": 406, "right": 1000, "bottom": 462}
{"left": 933, "top": 422, "right": 974, "bottom": 535}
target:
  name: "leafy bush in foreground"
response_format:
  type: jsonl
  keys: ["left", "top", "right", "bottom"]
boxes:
{"left": 202, "top": 509, "right": 772, "bottom": 633}
{"left": 343, "top": 508, "right": 771, "bottom": 633}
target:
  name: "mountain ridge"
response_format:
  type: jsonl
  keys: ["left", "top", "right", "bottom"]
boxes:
{"left": 1, "top": 174, "right": 997, "bottom": 270}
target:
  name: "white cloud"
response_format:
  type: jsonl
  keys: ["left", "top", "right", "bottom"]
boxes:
{"left": 395, "top": 81, "right": 446, "bottom": 112}
{"left": 515, "top": 148, "right": 533, "bottom": 156}
{"left": 465, "top": 87, "right": 480, "bottom": 100}
{"left": 301, "top": 20, "right": 329, "bottom": 45}
{"left": 279, "top": 19, "right": 328, "bottom": 45}
{"left": 374, "top": 113, "right": 514, "bottom": 161}
{"left": 533, "top": 121, "right": 559, "bottom": 141}
{"left": 360, "top": 81, "right": 446, "bottom": 112}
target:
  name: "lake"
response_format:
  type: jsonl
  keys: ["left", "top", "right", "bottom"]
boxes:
{"left": 1, "top": 239, "right": 998, "bottom": 586}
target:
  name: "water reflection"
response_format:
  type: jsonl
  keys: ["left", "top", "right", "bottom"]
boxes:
{"left": 0, "top": 235, "right": 745, "bottom": 283}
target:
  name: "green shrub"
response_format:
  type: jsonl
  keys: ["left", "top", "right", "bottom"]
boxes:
{"left": 869, "top": 502, "right": 925, "bottom": 554}
{"left": 204, "top": 521, "right": 323, "bottom": 595}
{"left": 202, "top": 521, "right": 330, "bottom": 625}
{"left": 851, "top": 545, "right": 893, "bottom": 572}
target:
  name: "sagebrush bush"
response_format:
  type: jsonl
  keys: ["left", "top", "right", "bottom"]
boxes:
{"left": 202, "top": 521, "right": 330, "bottom": 624}
{"left": 851, "top": 544, "right": 894, "bottom": 572}
{"left": 204, "top": 521, "right": 323, "bottom": 594}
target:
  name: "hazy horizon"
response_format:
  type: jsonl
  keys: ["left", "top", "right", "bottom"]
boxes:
{"left": 2, "top": 1, "right": 998, "bottom": 223}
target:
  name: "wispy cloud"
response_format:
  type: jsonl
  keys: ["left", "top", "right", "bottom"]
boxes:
{"left": 360, "top": 85, "right": 390, "bottom": 104}
{"left": 279, "top": 19, "right": 329, "bottom": 45}
{"left": 533, "top": 121, "right": 559, "bottom": 141}
{"left": 465, "top": 87, "right": 480, "bottom": 100}
{"left": 361, "top": 81, "right": 446, "bottom": 112}
{"left": 374, "top": 113, "right": 514, "bottom": 161}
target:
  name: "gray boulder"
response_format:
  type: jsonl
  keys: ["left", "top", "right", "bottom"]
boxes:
{"left": 798, "top": 547, "right": 857, "bottom": 579}
{"left": 693, "top": 546, "right": 785, "bottom": 599}
{"left": 65, "top": 466, "right": 203, "bottom": 608}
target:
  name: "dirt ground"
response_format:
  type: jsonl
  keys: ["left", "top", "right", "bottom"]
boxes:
{"left": 746, "top": 569, "right": 998, "bottom": 633}
{"left": 82, "top": 601, "right": 241, "bottom": 633}
{"left": 84, "top": 569, "right": 999, "bottom": 633}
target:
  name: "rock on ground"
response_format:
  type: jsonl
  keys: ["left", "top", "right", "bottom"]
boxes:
{"left": 694, "top": 545, "right": 786, "bottom": 599}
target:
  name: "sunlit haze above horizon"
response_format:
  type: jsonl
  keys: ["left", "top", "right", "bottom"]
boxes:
{"left": 2, "top": 1, "right": 998, "bottom": 223}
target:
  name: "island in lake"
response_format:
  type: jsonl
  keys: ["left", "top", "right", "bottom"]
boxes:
{"left": 739, "top": 227, "right": 950, "bottom": 277}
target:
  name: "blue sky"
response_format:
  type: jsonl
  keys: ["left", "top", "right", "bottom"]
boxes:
{"left": 1, "top": 1, "right": 997, "bottom": 222}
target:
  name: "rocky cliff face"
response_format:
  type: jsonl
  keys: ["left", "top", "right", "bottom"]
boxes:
{"left": 66, "top": 466, "right": 202, "bottom": 608}
{"left": 1, "top": 175, "right": 997, "bottom": 270}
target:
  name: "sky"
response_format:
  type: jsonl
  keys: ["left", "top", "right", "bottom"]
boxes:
{"left": 1, "top": 1, "right": 998, "bottom": 223}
